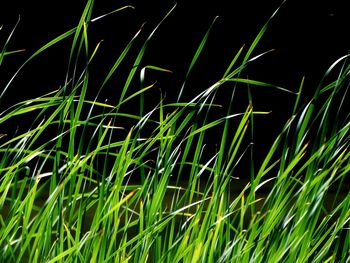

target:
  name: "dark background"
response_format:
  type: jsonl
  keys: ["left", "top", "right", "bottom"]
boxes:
{"left": 1, "top": 0, "right": 349, "bottom": 166}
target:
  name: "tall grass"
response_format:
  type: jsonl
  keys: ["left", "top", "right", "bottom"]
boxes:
{"left": 0, "top": 1, "right": 349, "bottom": 262}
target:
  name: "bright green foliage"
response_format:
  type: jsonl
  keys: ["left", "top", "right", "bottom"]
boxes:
{"left": 0, "top": 1, "right": 349, "bottom": 262}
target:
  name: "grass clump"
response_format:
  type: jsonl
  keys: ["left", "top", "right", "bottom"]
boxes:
{"left": 0, "top": 1, "right": 349, "bottom": 262}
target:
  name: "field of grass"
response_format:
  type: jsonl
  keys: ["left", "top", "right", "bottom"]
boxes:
{"left": 0, "top": 1, "right": 349, "bottom": 262}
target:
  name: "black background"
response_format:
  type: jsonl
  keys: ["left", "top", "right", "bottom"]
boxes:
{"left": 2, "top": 0, "right": 349, "bottom": 95}
{"left": 1, "top": 0, "right": 349, "bottom": 166}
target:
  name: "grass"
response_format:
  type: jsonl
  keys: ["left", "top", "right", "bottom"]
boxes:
{"left": 0, "top": 1, "right": 349, "bottom": 262}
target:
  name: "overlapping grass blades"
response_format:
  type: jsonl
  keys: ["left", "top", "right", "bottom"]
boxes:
{"left": 0, "top": 1, "right": 349, "bottom": 262}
